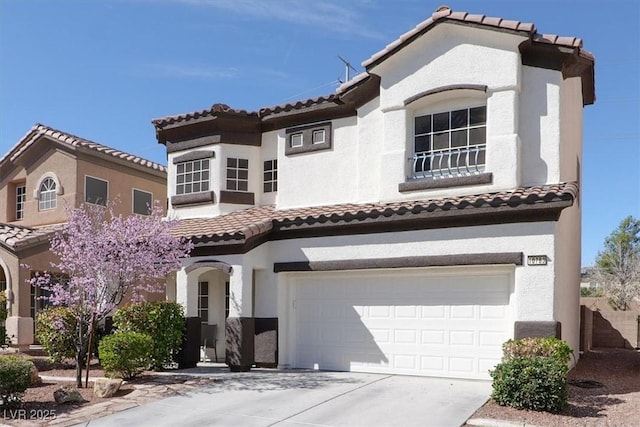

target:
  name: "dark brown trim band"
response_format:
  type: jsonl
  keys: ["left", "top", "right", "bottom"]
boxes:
{"left": 220, "top": 190, "right": 255, "bottom": 205}
{"left": 399, "top": 173, "right": 492, "bottom": 192}
{"left": 173, "top": 150, "right": 215, "bottom": 164}
{"left": 404, "top": 84, "right": 488, "bottom": 106}
{"left": 171, "top": 191, "right": 215, "bottom": 207}
{"left": 273, "top": 252, "right": 523, "bottom": 273}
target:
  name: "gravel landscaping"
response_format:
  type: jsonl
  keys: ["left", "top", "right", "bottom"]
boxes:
{"left": 468, "top": 348, "right": 640, "bottom": 426}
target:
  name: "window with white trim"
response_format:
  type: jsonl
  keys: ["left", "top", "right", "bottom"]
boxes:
{"left": 290, "top": 133, "right": 303, "bottom": 148}
{"left": 412, "top": 105, "right": 486, "bottom": 179}
{"left": 133, "top": 189, "right": 153, "bottom": 215}
{"left": 226, "top": 158, "right": 249, "bottom": 192}
{"left": 16, "top": 184, "right": 26, "bottom": 220}
{"left": 312, "top": 129, "right": 325, "bottom": 144}
{"left": 38, "top": 178, "right": 57, "bottom": 211}
{"left": 263, "top": 160, "right": 277, "bottom": 193}
{"left": 198, "top": 281, "right": 209, "bottom": 323}
{"left": 85, "top": 176, "right": 108, "bottom": 205}
{"left": 176, "top": 159, "right": 210, "bottom": 195}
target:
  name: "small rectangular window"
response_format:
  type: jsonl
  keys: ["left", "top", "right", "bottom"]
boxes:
{"left": 263, "top": 159, "right": 278, "bottom": 193}
{"left": 133, "top": 189, "right": 153, "bottom": 215}
{"left": 85, "top": 176, "right": 108, "bottom": 206}
{"left": 312, "top": 129, "right": 325, "bottom": 144}
{"left": 198, "top": 281, "right": 209, "bottom": 323}
{"left": 226, "top": 157, "right": 249, "bottom": 192}
{"left": 290, "top": 133, "right": 303, "bottom": 148}
{"left": 16, "top": 185, "right": 26, "bottom": 220}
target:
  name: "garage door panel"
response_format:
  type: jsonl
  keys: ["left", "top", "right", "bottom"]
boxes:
{"left": 293, "top": 270, "right": 511, "bottom": 380}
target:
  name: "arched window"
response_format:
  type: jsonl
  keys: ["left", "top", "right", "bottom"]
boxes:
{"left": 39, "top": 177, "right": 57, "bottom": 211}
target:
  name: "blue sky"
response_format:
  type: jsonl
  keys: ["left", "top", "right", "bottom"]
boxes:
{"left": 1, "top": 0, "right": 638, "bottom": 266}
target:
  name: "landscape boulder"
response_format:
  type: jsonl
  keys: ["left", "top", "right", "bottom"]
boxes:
{"left": 53, "top": 386, "right": 85, "bottom": 404}
{"left": 93, "top": 377, "right": 123, "bottom": 398}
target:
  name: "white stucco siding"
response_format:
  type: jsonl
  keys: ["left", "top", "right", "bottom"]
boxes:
{"left": 519, "top": 66, "right": 563, "bottom": 186}
{"left": 373, "top": 25, "right": 524, "bottom": 110}
{"left": 553, "top": 204, "right": 581, "bottom": 359}
{"left": 260, "top": 131, "right": 279, "bottom": 206}
{"left": 270, "top": 222, "right": 557, "bottom": 323}
{"left": 559, "top": 77, "right": 584, "bottom": 184}
{"left": 167, "top": 146, "right": 221, "bottom": 219}
{"left": 355, "top": 97, "right": 384, "bottom": 203}
{"left": 277, "top": 117, "right": 359, "bottom": 209}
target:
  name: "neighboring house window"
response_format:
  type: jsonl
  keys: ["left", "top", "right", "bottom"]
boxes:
{"left": 225, "top": 281, "right": 230, "bottom": 319}
{"left": 285, "top": 122, "right": 332, "bottom": 155}
{"left": 176, "top": 159, "right": 210, "bottom": 195}
{"left": 263, "top": 160, "right": 278, "bottom": 193}
{"left": 16, "top": 185, "right": 26, "bottom": 220}
{"left": 412, "top": 106, "right": 486, "bottom": 179}
{"left": 226, "top": 158, "right": 249, "bottom": 192}
{"left": 85, "top": 176, "right": 108, "bottom": 205}
{"left": 133, "top": 189, "right": 153, "bottom": 215}
{"left": 38, "top": 178, "right": 57, "bottom": 211}
{"left": 198, "top": 281, "right": 209, "bottom": 323}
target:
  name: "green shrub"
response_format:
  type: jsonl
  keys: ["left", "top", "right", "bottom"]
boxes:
{"left": 98, "top": 331, "right": 152, "bottom": 380}
{"left": 490, "top": 356, "right": 568, "bottom": 413}
{"left": 35, "top": 307, "right": 78, "bottom": 363}
{"left": 501, "top": 337, "right": 573, "bottom": 364}
{"left": 113, "top": 302, "right": 184, "bottom": 370}
{"left": 580, "top": 287, "right": 603, "bottom": 297}
{"left": 0, "top": 356, "right": 34, "bottom": 408}
{"left": 0, "top": 291, "right": 7, "bottom": 322}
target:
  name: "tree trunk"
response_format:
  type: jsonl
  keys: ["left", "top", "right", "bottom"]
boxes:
{"left": 75, "top": 348, "right": 83, "bottom": 387}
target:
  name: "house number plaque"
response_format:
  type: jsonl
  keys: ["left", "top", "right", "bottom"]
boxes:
{"left": 527, "top": 255, "right": 548, "bottom": 266}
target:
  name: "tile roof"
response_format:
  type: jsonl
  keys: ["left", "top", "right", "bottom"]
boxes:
{"left": 151, "top": 103, "right": 258, "bottom": 128}
{"left": 361, "top": 6, "right": 594, "bottom": 68}
{"left": 1, "top": 123, "right": 167, "bottom": 174}
{"left": 153, "top": 7, "right": 593, "bottom": 130}
{"left": 174, "top": 182, "right": 577, "bottom": 245}
{"left": 0, "top": 223, "right": 65, "bottom": 251}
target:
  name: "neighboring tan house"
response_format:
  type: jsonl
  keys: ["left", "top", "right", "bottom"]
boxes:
{"left": 153, "top": 7, "right": 595, "bottom": 379}
{"left": 0, "top": 123, "right": 167, "bottom": 346}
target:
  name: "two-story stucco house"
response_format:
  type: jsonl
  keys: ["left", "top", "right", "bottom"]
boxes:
{"left": 0, "top": 124, "right": 167, "bottom": 346}
{"left": 153, "top": 7, "right": 594, "bottom": 379}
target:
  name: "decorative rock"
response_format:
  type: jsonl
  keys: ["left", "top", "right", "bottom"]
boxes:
{"left": 30, "top": 363, "right": 42, "bottom": 385}
{"left": 93, "top": 377, "right": 123, "bottom": 398}
{"left": 53, "top": 386, "right": 86, "bottom": 404}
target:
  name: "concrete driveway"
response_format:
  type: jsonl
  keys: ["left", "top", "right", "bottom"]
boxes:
{"left": 80, "top": 369, "right": 491, "bottom": 427}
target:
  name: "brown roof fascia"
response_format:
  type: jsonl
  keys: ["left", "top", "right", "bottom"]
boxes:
{"left": 336, "top": 74, "right": 381, "bottom": 109}
{"left": 519, "top": 40, "right": 595, "bottom": 105}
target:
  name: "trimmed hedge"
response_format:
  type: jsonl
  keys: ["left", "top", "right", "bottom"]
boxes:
{"left": 35, "top": 307, "right": 78, "bottom": 363}
{"left": 501, "top": 337, "right": 573, "bottom": 364}
{"left": 113, "top": 302, "right": 184, "bottom": 370}
{"left": 0, "top": 356, "right": 34, "bottom": 408}
{"left": 490, "top": 337, "right": 572, "bottom": 413}
{"left": 490, "top": 356, "right": 568, "bottom": 412}
{"left": 98, "top": 331, "right": 152, "bottom": 380}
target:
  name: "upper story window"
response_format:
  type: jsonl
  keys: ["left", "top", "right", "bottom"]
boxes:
{"left": 411, "top": 106, "right": 486, "bottom": 179}
{"left": 38, "top": 178, "right": 57, "bottom": 211}
{"left": 176, "top": 159, "right": 210, "bottom": 195}
{"left": 85, "top": 176, "right": 108, "bottom": 206}
{"left": 263, "top": 160, "right": 278, "bottom": 193}
{"left": 285, "top": 122, "right": 332, "bottom": 155}
{"left": 16, "top": 184, "right": 26, "bottom": 220}
{"left": 133, "top": 188, "right": 153, "bottom": 215}
{"left": 226, "top": 158, "right": 248, "bottom": 192}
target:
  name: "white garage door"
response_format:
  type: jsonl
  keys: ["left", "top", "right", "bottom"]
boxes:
{"left": 292, "top": 268, "right": 511, "bottom": 380}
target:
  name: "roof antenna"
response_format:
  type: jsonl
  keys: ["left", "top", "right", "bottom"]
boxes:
{"left": 337, "top": 55, "right": 358, "bottom": 83}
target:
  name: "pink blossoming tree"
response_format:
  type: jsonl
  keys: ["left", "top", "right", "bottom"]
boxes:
{"left": 31, "top": 201, "right": 192, "bottom": 386}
